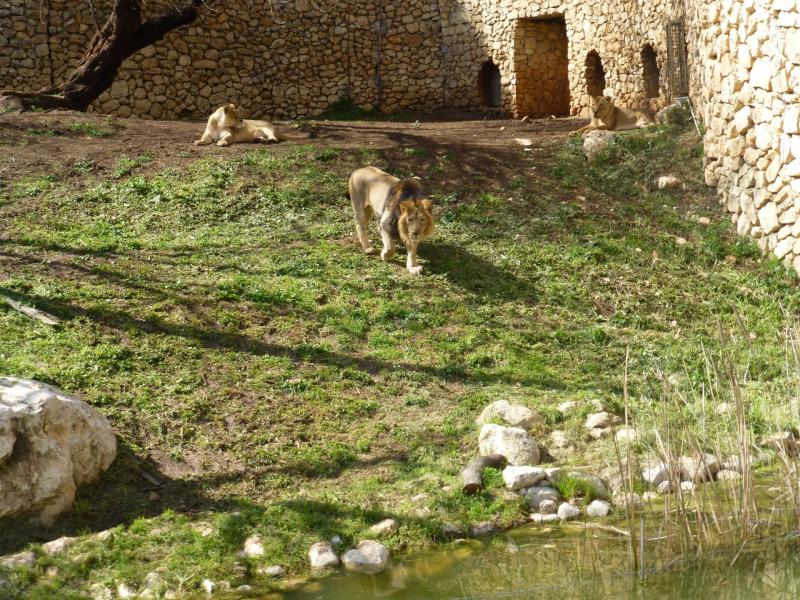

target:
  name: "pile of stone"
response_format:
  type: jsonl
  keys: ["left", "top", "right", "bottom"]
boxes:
{"left": 308, "top": 528, "right": 393, "bottom": 574}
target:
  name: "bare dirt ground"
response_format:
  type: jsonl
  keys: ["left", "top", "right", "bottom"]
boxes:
{"left": 0, "top": 109, "right": 586, "bottom": 182}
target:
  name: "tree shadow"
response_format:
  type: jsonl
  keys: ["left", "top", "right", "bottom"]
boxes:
{"left": 422, "top": 241, "right": 538, "bottom": 302}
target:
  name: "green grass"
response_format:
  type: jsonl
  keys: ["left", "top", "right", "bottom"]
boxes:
{"left": 1, "top": 121, "right": 798, "bottom": 597}
{"left": 69, "top": 121, "right": 113, "bottom": 138}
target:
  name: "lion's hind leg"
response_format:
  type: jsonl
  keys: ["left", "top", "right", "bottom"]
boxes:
{"left": 349, "top": 192, "right": 375, "bottom": 255}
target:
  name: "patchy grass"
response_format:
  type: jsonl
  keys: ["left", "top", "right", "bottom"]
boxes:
{"left": 0, "top": 120, "right": 798, "bottom": 598}
{"left": 69, "top": 121, "right": 113, "bottom": 138}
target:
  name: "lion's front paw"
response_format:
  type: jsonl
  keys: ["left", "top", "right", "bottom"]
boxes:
{"left": 408, "top": 265, "right": 424, "bottom": 275}
{"left": 217, "top": 140, "right": 231, "bottom": 147}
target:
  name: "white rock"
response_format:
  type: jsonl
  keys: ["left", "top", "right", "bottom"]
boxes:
{"left": 469, "top": 522, "right": 496, "bottom": 537}
{"left": 341, "top": 540, "right": 390, "bottom": 574}
{"left": 521, "top": 485, "right": 562, "bottom": 509}
{"left": 656, "top": 480, "right": 673, "bottom": 494}
{"left": 476, "top": 400, "right": 542, "bottom": 429}
{"left": 549, "top": 430, "right": 571, "bottom": 449}
{"left": 201, "top": 579, "right": 216, "bottom": 595}
{"left": 478, "top": 424, "right": 539, "bottom": 466}
{"left": 502, "top": 465, "right": 546, "bottom": 490}
{"left": 262, "top": 565, "right": 286, "bottom": 578}
{"left": 585, "top": 412, "right": 618, "bottom": 430}
{"left": 557, "top": 400, "right": 580, "bottom": 414}
{"left": 242, "top": 535, "right": 265, "bottom": 558}
{"left": 330, "top": 535, "right": 343, "bottom": 546}
{"left": 308, "top": 541, "right": 339, "bottom": 569}
{"left": 538, "top": 499, "right": 558, "bottom": 515}
{"left": 42, "top": 536, "right": 77, "bottom": 555}
{"left": 116, "top": 584, "right": 136, "bottom": 599}
{"left": 531, "top": 513, "right": 560, "bottom": 524}
{"left": 369, "top": 518, "right": 399, "bottom": 535}
{"left": 586, "top": 500, "right": 611, "bottom": 517}
{"left": 716, "top": 402, "right": 734, "bottom": 415}
{"left": 642, "top": 461, "right": 672, "bottom": 486}
{"left": 557, "top": 502, "right": 581, "bottom": 520}
{"left": 88, "top": 583, "right": 113, "bottom": 600}
{"left": 641, "top": 491, "right": 659, "bottom": 501}
{"left": 658, "top": 175, "right": 682, "bottom": 189}
{"left": 0, "top": 377, "right": 117, "bottom": 524}
{"left": 582, "top": 130, "right": 615, "bottom": 161}
{"left": 614, "top": 492, "right": 642, "bottom": 508}
{"left": 587, "top": 427, "right": 611, "bottom": 440}
{"left": 716, "top": 469, "right": 742, "bottom": 481}
{"left": 615, "top": 427, "right": 640, "bottom": 443}
{"left": 514, "top": 138, "right": 533, "bottom": 146}
{"left": 680, "top": 481, "right": 695, "bottom": 492}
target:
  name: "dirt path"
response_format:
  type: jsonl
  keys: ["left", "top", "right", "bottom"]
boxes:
{"left": 0, "top": 110, "right": 586, "bottom": 182}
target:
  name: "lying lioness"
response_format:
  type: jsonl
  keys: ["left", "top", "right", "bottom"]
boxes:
{"left": 576, "top": 96, "right": 656, "bottom": 134}
{"left": 346, "top": 167, "right": 435, "bottom": 275}
{"left": 194, "top": 104, "right": 279, "bottom": 146}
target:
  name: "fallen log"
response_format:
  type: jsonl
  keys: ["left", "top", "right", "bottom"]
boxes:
{"left": 461, "top": 454, "right": 507, "bottom": 494}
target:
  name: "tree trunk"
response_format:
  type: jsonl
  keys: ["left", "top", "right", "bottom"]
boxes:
{"left": 1, "top": 0, "right": 204, "bottom": 112}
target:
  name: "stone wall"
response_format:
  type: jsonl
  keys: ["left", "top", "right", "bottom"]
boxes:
{"left": 698, "top": 0, "right": 800, "bottom": 275}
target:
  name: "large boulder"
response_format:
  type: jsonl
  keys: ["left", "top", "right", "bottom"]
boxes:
{"left": 0, "top": 377, "right": 116, "bottom": 525}
{"left": 476, "top": 401, "right": 542, "bottom": 430}
{"left": 502, "top": 465, "right": 546, "bottom": 490}
{"left": 582, "top": 130, "right": 616, "bottom": 161}
{"left": 478, "top": 424, "right": 539, "bottom": 466}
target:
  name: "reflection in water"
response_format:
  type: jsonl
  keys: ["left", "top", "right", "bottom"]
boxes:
{"left": 280, "top": 525, "right": 800, "bottom": 600}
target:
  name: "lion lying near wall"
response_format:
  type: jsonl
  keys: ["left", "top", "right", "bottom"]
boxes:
{"left": 576, "top": 96, "right": 656, "bottom": 134}
{"left": 194, "top": 104, "right": 281, "bottom": 146}
{"left": 346, "top": 167, "right": 435, "bottom": 275}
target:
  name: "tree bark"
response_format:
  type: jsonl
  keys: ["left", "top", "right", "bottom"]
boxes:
{"left": 461, "top": 454, "right": 507, "bottom": 494}
{"left": 1, "top": 0, "right": 205, "bottom": 112}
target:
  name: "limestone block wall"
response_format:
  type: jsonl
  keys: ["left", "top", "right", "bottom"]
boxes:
{"left": 514, "top": 18, "right": 571, "bottom": 118}
{"left": 699, "top": 0, "right": 800, "bottom": 274}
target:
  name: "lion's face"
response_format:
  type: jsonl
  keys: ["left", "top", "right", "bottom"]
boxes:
{"left": 590, "top": 96, "right": 615, "bottom": 120}
{"left": 220, "top": 104, "right": 243, "bottom": 128}
{"left": 399, "top": 198, "right": 435, "bottom": 244}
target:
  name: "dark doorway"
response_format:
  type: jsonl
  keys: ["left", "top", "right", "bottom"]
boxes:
{"left": 585, "top": 50, "right": 606, "bottom": 97}
{"left": 478, "top": 60, "right": 502, "bottom": 107}
{"left": 642, "top": 44, "right": 660, "bottom": 98}
{"left": 513, "top": 16, "right": 570, "bottom": 117}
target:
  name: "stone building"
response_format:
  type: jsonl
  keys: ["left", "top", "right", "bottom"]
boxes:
{"left": 3, "top": 0, "right": 800, "bottom": 274}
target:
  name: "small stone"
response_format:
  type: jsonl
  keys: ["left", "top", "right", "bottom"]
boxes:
{"left": 242, "top": 535, "right": 265, "bottom": 558}
{"left": 615, "top": 427, "right": 640, "bottom": 443}
{"left": 696, "top": 217, "right": 711, "bottom": 225}
{"left": 262, "top": 565, "right": 285, "bottom": 578}
{"left": 236, "top": 585, "right": 254, "bottom": 593}
{"left": 557, "top": 400, "right": 580, "bottom": 414}
{"left": 309, "top": 541, "right": 339, "bottom": 569}
{"left": 94, "top": 529, "right": 114, "bottom": 542}
{"left": 202, "top": 579, "right": 216, "bottom": 594}
{"left": 641, "top": 491, "right": 659, "bottom": 501}
{"left": 369, "top": 519, "right": 399, "bottom": 535}
{"left": 716, "top": 403, "right": 734, "bottom": 415}
{"left": 117, "top": 584, "right": 136, "bottom": 599}
{"left": 679, "top": 454, "right": 720, "bottom": 482}
{"left": 658, "top": 175, "right": 682, "bottom": 189}
{"left": 468, "top": 522, "right": 496, "bottom": 537}
{"left": 520, "top": 485, "right": 562, "bottom": 509}
{"left": 440, "top": 523, "right": 466, "bottom": 538}
{"left": 614, "top": 492, "right": 643, "bottom": 508}
{"left": 585, "top": 412, "right": 618, "bottom": 430}
{"left": 557, "top": 502, "right": 581, "bottom": 520}
{"left": 680, "top": 481, "right": 695, "bottom": 492}
{"left": 330, "top": 535, "right": 343, "bottom": 546}
{"left": 88, "top": 583, "right": 113, "bottom": 600}
{"left": 531, "top": 513, "right": 560, "bottom": 524}
{"left": 642, "top": 461, "right": 672, "bottom": 486}
{"left": 341, "top": 540, "right": 390, "bottom": 574}
{"left": 675, "top": 237, "right": 688, "bottom": 246}
{"left": 550, "top": 430, "right": 572, "bottom": 449}
{"left": 502, "top": 465, "right": 547, "bottom": 490}
{"left": 656, "top": 480, "right": 673, "bottom": 494}
{"left": 515, "top": 138, "right": 533, "bottom": 146}
{"left": 716, "top": 469, "right": 742, "bottom": 481}
{"left": 538, "top": 499, "right": 558, "bottom": 515}
{"left": 587, "top": 427, "right": 611, "bottom": 440}
{"left": 586, "top": 500, "right": 611, "bottom": 517}
{"left": 42, "top": 536, "right": 77, "bottom": 556}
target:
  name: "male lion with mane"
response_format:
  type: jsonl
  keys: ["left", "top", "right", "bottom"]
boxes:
{"left": 576, "top": 95, "right": 655, "bottom": 134}
{"left": 346, "top": 167, "right": 435, "bottom": 275}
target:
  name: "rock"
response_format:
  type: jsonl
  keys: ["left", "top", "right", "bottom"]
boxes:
{"left": 679, "top": 454, "right": 720, "bottom": 482}
{"left": 242, "top": 535, "right": 265, "bottom": 558}
{"left": 0, "top": 377, "right": 117, "bottom": 525}
{"left": 468, "top": 522, "right": 496, "bottom": 537}
{"left": 341, "top": 540, "right": 390, "bottom": 574}
{"left": 679, "top": 481, "right": 695, "bottom": 493}
{"left": 656, "top": 480, "right": 673, "bottom": 494}
{"left": 139, "top": 571, "right": 165, "bottom": 599}
{"left": 477, "top": 400, "right": 542, "bottom": 429}
{"left": 615, "top": 427, "right": 640, "bottom": 443}
{"left": 549, "top": 430, "right": 572, "bottom": 449}
{"left": 641, "top": 491, "right": 658, "bottom": 501}
{"left": 201, "top": 579, "right": 216, "bottom": 594}
{"left": 538, "top": 499, "right": 558, "bottom": 515}
{"left": 330, "top": 535, "right": 343, "bottom": 546}
{"left": 642, "top": 461, "right": 676, "bottom": 486}
{"left": 557, "top": 400, "right": 580, "bottom": 414}
{"left": 308, "top": 541, "right": 339, "bottom": 569}
{"left": 521, "top": 485, "right": 562, "bottom": 509}
{"left": 582, "top": 130, "right": 615, "bottom": 161}
{"left": 557, "top": 502, "right": 581, "bottom": 520}
{"left": 0, "top": 550, "right": 35, "bottom": 568}
{"left": 550, "top": 471, "right": 610, "bottom": 500}
{"left": 369, "top": 518, "right": 399, "bottom": 535}
{"left": 716, "top": 402, "right": 734, "bottom": 415}
{"left": 116, "top": 584, "right": 136, "bottom": 599}
{"left": 502, "top": 465, "right": 546, "bottom": 490}
{"left": 42, "top": 536, "right": 77, "bottom": 555}
{"left": 440, "top": 522, "right": 466, "bottom": 538}
{"left": 585, "top": 412, "right": 618, "bottom": 430}
{"left": 614, "top": 492, "right": 642, "bottom": 508}
{"left": 478, "top": 424, "right": 539, "bottom": 466}
{"left": 514, "top": 138, "right": 533, "bottom": 146}
{"left": 236, "top": 585, "right": 254, "bottom": 593}
{"left": 586, "top": 500, "right": 610, "bottom": 517}
{"left": 262, "top": 565, "right": 285, "bottom": 578}
{"left": 531, "top": 513, "right": 560, "bottom": 524}
{"left": 587, "top": 427, "right": 611, "bottom": 440}
{"left": 761, "top": 432, "right": 798, "bottom": 457}
{"left": 716, "top": 469, "right": 741, "bottom": 481}
{"left": 88, "top": 583, "right": 113, "bottom": 600}
{"left": 657, "top": 175, "right": 682, "bottom": 189}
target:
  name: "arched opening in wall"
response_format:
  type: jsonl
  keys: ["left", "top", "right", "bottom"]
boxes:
{"left": 478, "top": 60, "right": 502, "bottom": 108}
{"left": 513, "top": 16, "right": 570, "bottom": 118}
{"left": 641, "top": 44, "right": 660, "bottom": 98}
{"left": 585, "top": 51, "right": 606, "bottom": 97}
